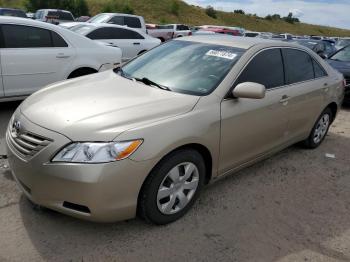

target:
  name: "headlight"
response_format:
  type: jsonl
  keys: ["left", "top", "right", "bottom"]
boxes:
{"left": 52, "top": 140, "right": 143, "bottom": 163}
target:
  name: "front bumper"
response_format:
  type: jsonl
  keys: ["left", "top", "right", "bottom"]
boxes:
{"left": 6, "top": 112, "right": 155, "bottom": 222}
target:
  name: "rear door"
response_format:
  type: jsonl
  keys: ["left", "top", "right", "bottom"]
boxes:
{"left": 0, "top": 24, "right": 75, "bottom": 97}
{"left": 280, "top": 48, "right": 328, "bottom": 140}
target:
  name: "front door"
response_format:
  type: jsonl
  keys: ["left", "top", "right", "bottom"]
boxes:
{"left": 219, "top": 48, "right": 289, "bottom": 174}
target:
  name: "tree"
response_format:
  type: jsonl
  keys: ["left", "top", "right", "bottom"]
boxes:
{"left": 101, "top": 1, "right": 134, "bottom": 15}
{"left": 234, "top": 9, "right": 245, "bottom": 15}
{"left": 25, "top": 0, "right": 89, "bottom": 16}
{"left": 283, "top": 12, "right": 299, "bottom": 24}
{"left": 205, "top": 5, "right": 217, "bottom": 19}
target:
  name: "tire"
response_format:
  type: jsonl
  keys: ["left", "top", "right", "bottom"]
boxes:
{"left": 302, "top": 108, "right": 333, "bottom": 149}
{"left": 138, "top": 149, "right": 205, "bottom": 225}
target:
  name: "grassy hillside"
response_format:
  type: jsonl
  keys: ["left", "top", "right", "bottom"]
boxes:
{"left": 4, "top": 0, "right": 350, "bottom": 36}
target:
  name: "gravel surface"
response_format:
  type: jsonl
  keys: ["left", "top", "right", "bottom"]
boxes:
{"left": 0, "top": 102, "right": 349, "bottom": 262}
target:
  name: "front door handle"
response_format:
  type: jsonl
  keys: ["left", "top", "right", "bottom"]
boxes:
{"left": 279, "top": 95, "right": 290, "bottom": 104}
{"left": 133, "top": 42, "right": 141, "bottom": 45}
{"left": 56, "top": 53, "right": 70, "bottom": 59}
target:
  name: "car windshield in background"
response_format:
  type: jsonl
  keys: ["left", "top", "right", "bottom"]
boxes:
{"left": 70, "top": 25, "right": 95, "bottom": 35}
{"left": 87, "top": 14, "right": 110, "bottom": 23}
{"left": 0, "top": 9, "right": 26, "bottom": 18}
{"left": 293, "top": 40, "right": 318, "bottom": 49}
{"left": 330, "top": 46, "right": 350, "bottom": 62}
{"left": 121, "top": 40, "right": 245, "bottom": 96}
{"left": 337, "top": 39, "right": 350, "bottom": 47}
{"left": 47, "top": 11, "right": 74, "bottom": 21}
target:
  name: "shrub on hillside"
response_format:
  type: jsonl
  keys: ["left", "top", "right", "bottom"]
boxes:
{"left": 170, "top": 0, "right": 180, "bottom": 16}
{"left": 205, "top": 5, "right": 216, "bottom": 19}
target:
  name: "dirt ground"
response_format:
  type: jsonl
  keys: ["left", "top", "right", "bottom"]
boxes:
{"left": 0, "top": 103, "right": 350, "bottom": 262}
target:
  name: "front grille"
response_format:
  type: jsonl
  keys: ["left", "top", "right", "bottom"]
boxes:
{"left": 7, "top": 122, "right": 52, "bottom": 158}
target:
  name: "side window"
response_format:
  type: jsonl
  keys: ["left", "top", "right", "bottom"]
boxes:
{"left": 235, "top": 48, "right": 284, "bottom": 89}
{"left": 51, "top": 31, "right": 68, "bottom": 47}
{"left": 2, "top": 24, "right": 52, "bottom": 48}
{"left": 312, "top": 59, "right": 327, "bottom": 78}
{"left": 124, "top": 17, "right": 141, "bottom": 28}
{"left": 111, "top": 28, "right": 144, "bottom": 39}
{"left": 282, "top": 48, "right": 314, "bottom": 84}
{"left": 87, "top": 28, "right": 114, "bottom": 39}
{"left": 108, "top": 16, "right": 124, "bottom": 25}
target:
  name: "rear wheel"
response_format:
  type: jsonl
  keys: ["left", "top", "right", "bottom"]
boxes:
{"left": 302, "top": 108, "right": 333, "bottom": 149}
{"left": 138, "top": 149, "right": 205, "bottom": 225}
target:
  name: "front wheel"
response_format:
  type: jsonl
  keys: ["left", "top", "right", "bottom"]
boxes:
{"left": 138, "top": 149, "right": 205, "bottom": 225}
{"left": 302, "top": 108, "right": 333, "bottom": 149}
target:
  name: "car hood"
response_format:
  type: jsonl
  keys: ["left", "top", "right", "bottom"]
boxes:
{"left": 20, "top": 71, "right": 200, "bottom": 141}
{"left": 327, "top": 59, "right": 350, "bottom": 76}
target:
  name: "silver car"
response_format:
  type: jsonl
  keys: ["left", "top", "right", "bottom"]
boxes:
{"left": 7, "top": 36, "right": 344, "bottom": 224}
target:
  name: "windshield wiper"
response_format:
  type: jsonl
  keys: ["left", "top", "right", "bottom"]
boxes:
{"left": 134, "top": 77, "right": 172, "bottom": 91}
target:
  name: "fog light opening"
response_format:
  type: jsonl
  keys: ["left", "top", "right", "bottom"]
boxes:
{"left": 63, "top": 201, "right": 91, "bottom": 214}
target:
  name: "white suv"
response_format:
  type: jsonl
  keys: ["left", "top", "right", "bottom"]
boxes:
{"left": 88, "top": 13, "right": 147, "bottom": 34}
{"left": 0, "top": 17, "right": 122, "bottom": 102}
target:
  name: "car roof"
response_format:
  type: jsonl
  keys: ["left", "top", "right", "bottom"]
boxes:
{"left": 37, "top": 9, "right": 72, "bottom": 13}
{"left": 178, "top": 35, "right": 301, "bottom": 50}
{"left": 100, "top": 13, "right": 142, "bottom": 18}
{"left": 81, "top": 23, "right": 142, "bottom": 31}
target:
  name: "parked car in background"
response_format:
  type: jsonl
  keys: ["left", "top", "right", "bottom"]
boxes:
{"left": 0, "top": 17, "right": 122, "bottom": 102}
{"left": 244, "top": 31, "right": 260, "bottom": 37}
{"left": 146, "top": 24, "right": 174, "bottom": 42}
{"left": 192, "top": 30, "right": 216, "bottom": 36}
{"left": 7, "top": 36, "right": 344, "bottom": 225}
{"left": 70, "top": 23, "right": 161, "bottom": 61}
{"left": 76, "top": 16, "right": 90, "bottom": 22}
{"left": 26, "top": 12, "right": 34, "bottom": 19}
{"left": 0, "top": 8, "right": 27, "bottom": 18}
{"left": 34, "top": 9, "right": 75, "bottom": 24}
{"left": 165, "top": 24, "right": 192, "bottom": 37}
{"left": 327, "top": 45, "right": 350, "bottom": 104}
{"left": 87, "top": 13, "right": 147, "bottom": 34}
{"left": 201, "top": 27, "right": 242, "bottom": 36}
{"left": 291, "top": 39, "right": 337, "bottom": 58}
{"left": 336, "top": 38, "right": 350, "bottom": 50}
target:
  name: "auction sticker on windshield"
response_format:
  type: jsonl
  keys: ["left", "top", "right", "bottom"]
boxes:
{"left": 206, "top": 50, "right": 237, "bottom": 60}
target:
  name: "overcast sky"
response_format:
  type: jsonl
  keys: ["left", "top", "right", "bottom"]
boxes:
{"left": 183, "top": 0, "right": 350, "bottom": 29}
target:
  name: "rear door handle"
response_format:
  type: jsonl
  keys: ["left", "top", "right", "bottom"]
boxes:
{"left": 133, "top": 42, "right": 141, "bottom": 45}
{"left": 56, "top": 53, "right": 70, "bottom": 59}
{"left": 279, "top": 95, "right": 290, "bottom": 104}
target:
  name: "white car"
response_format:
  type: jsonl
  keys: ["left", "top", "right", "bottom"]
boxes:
{"left": 70, "top": 23, "right": 161, "bottom": 62}
{"left": 87, "top": 13, "right": 147, "bottom": 34}
{"left": 34, "top": 9, "right": 75, "bottom": 24}
{"left": 0, "top": 17, "right": 122, "bottom": 102}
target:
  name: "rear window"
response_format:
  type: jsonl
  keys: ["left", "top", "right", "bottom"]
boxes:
{"left": 124, "top": 17, "right": 141, "bottom": 28}
{"left": 47, "top": 11, "right": 74, "bottom": 21}
{"left": 282, "top": 49, "right": 315, "bottom": 84}
{"left": 2, "top": 24, "right": 67, "bottom": 48}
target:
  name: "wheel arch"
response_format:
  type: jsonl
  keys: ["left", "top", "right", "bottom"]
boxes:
{"left": 67, "top": 67, "right": 98, "bottom": 79}
{"left": 326, "top": 102, "right": 338, "bottom": 122}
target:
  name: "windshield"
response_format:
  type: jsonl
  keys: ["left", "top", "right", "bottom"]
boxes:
{"left": 331, "top": 46, "right": 350, "bottom": 62}
{"left": 88, "top": 14, "right": 110, "bottom": 23}
{"left": 70, "top": 24, "right": 95, "bottom": 35}
{"left": 47, "top": 11, "right": 74, "bottom": 21}
{"left": 121, "top": 40, "right": 245, "bottom": 96}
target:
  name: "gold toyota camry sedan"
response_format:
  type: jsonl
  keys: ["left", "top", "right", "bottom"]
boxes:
{"left": 7, "top": 36, "right": 345, "bottom": 224}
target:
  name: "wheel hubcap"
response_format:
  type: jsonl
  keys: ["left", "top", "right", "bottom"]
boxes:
{"left": 157, "top": 162, "right": 199, "bottom": 215}
{"left": 313, "top": 113, "right": 330, "bottom": 144}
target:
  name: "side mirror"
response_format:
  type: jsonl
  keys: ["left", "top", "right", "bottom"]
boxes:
{"left": 318, "top": 52, "right": 328, "bottom": 59}
{"left": 232, "top": 82, "right": 266, "bottom": 99}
